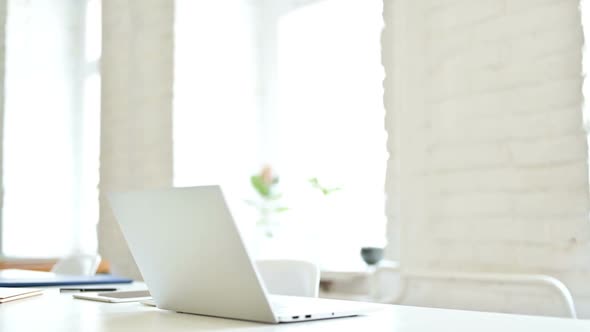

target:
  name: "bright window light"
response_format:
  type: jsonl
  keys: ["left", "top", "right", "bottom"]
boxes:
{"left": 174, "top": 0, "right": 386, "bottom": 267}
{"left": 274, "top": 0, "right": 387, "bottom": 267}
{"left": 2, "top": 0, "right": 100, "bottom": 257}
{"left": 173, "top": 0, "right": 259, "bottom": 226}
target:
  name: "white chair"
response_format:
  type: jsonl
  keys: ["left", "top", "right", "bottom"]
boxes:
{"left": 256, "top": 259, "right": 320, "bottom": 297}
{"left": 51, "top": 254, "right": 102, "bottom": 276}
{"left": 374, "top": 266, "right": 577, "bottom": 318}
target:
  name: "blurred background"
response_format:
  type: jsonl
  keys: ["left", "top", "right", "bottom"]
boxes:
{"left": 0, "top": 0, "right": 589, "bottom": 320}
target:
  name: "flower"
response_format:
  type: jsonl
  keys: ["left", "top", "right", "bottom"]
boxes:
{"left": 250, "top": 165, "right": 280, "bottom": 200}
{"left": 260, "top": 165, "right": 275, "bottom": 187}
{"left": 247, "top": 166, "right": 288, "bottom": 238}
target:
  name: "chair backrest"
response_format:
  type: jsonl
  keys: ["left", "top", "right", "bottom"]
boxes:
{"left": 51, "top": 254, "right": 102, "bottom": 276}
{"left": 256, "top": 259, "right": 320, "bottom": 297}
{"left": 374, "top": 266, "right": 577, "bottom": 319}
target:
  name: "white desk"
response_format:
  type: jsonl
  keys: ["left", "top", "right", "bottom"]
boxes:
{"left": 1, "top": 286, "right": 589, "bottom": 331}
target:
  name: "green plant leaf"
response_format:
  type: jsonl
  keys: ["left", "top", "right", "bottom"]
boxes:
{"left": 251, "top": 175, "right": 271, "bottom": 197}
{"left": 267, "top": 193, "right": 283, "bottom": 201}
{"left": 308, "top": 177, "right": 320, "bottom": 187}
{"left": 322, "top": 187, "right": 341, "bottom": 195}
{"left": 308, "top": 177, "right": 341, "bottom": 196}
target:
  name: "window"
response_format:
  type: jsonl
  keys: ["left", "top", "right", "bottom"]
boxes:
{"left": 173, "top": 0, "right": 258, "bottom": 198}
{"left": 175, "top": 0, "right": 386, "bottom": 267}
{"left": 274, "top": 0, "right": 387, "bottom": 267}
{"left": 1, "top": 0, "right": 101, "bottom": 257}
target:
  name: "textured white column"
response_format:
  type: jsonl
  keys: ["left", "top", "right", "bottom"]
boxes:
{"left": 99, "top": 0, "right": 174, "bottom": 279}
{"left": 383, "top": 0, "right": 590, "bottom": 317}
{"left": 382, "top": 0, "right": 429, "bottom": 265}
{"left": 0, "top": 0, "right": 5, "bottom": 254}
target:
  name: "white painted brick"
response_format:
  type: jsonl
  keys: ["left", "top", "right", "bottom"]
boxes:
{"left": 468, "top": 51, "right": 582, "bottom": 94}
{"left": 516, "top": 217, "right": 590, "bottom": 245}
{"left": 429, "top": 213, "right": 590, "bottom": 247}
{"left": 520, "top": 244, "right": 590, "bottom": 272}
{"left": 428, "top": 65, "right": 472, "bottom": 100}
{"left": 516, "top": 162, "right": 589, "bottom": 190}
{"left": 504, "top": 0, "right": 565, "bottom": 14}
{"left": 431, "top": 217, "right": 532, "bottom": 243}
{"left": 427, "top": 162, "right": 589, "bottom": 194}
{"left": 438, "top": 241, "right": 522, "bottom": 270}
{"left": 99, "top": 0, "right": 174, "bottom": 280}
{"left": 508, "top": 25, "right": 583, "bottom": 63}
{"left": 513, "top": 189, "right": 590, "bottom": 218}
{"left": 430, "top": 2, "right": 580, "bottom": 59}
{"left": 431, "top": 241, "right": 590, "bottom": 273}
{"left": 435, "top": 216, "right": 590, "bottom": 249}
{"left": 431, "top": 111, "right": 508, "bottom": 143}
{"left": 429, "top": 240, "right": 478, "bottom": 268}
{"left": 429, "top": 28, "right": 483, "bottom": 66}
{"left": 429, "top": 143, "right": 511, "bottom": 171}
{"left": 428, "top": 0, "right": 504, "bottom": 31}
{"left": 509, "top": 134, "right": 588, "bottom": 166}
{"left": 558, "top": 268, "right": 590, "bottom": 297}
{"left": 501, "top": 1, "right": 580, "bottom": 34}
{"left": 421, "top": 224, "right": 590, "bottom": 273}
{"left": 433, "top": 78, "right": 582, "bottom": 115}
{"left": 427, "top": 168, "right": 523, "bottom": 194}
{"left": 484, "top": 2, "right": 577, "bottom": 41}
{"left": 507, "top": 108, "right": 585, "bottom": 140}
{"left": 430, "top": 192, "right": 513, "bottom": 218}
{"left": 425, "top": 0, "right": 464, "bottom": 11}
{"left": 432, "top": 107, "right": 585, "bottom": 143}
{"left": 385, "top": 0, "right": 590, "bottom": 317}
{"left": 544, "top": 217, "right": 590, "bottom": 245}
{"left": 429, "top": 41, "right": 507, "bottom": 75}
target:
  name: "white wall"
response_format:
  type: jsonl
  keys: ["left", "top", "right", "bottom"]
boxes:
{"left": 383, "top": 0, "right": 590, "bottom": 317}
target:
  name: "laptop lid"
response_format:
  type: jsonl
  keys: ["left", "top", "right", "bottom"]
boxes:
{"left": 108, "top": 185, "right": 278, "bottom": 323}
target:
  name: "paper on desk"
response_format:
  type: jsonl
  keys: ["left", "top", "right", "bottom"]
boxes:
{"left": 0, "top": 287, "right": 43, "bottom": 303}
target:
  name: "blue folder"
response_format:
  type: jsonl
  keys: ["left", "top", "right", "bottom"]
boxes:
{"left": 0, "top": 269, "right": 133, "bottom": 287}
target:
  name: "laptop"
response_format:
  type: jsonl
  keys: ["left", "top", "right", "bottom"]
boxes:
{"left": 108, "top": 185, "right": 380, "bottom": 323}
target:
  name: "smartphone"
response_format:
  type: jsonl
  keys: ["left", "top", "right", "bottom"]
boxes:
{"left": 73, "top": 290, "right": 151, "bottom": 303}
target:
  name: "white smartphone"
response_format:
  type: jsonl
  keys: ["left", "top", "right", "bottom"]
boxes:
{"left": 73, "top": 290, "right": 151, "bottom": 303}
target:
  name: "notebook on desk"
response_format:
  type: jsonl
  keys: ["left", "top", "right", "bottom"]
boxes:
{"left": 0, "top": 269, "right": 132, "bottom": 287}
{"left": 0, "top": 287, "right": 43, "bottom": 303}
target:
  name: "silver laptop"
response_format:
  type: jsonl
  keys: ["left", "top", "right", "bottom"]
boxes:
{"left": 108, "top": 185, "right": 379, "bottom": 323}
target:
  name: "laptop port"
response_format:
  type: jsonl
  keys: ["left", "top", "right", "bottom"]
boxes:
{"left": 292, "top": 316, "right": 299, "bottom": 319}
{"left": 305, "top": 315, "right": 312, "bottom": 318}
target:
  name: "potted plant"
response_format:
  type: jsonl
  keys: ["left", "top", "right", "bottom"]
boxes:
{"left": 247, "top": 165, "right": 288, "bottom": 238}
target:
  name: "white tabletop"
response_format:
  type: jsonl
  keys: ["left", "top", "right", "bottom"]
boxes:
{"left": 1, "top": 286, "right": 589, "bottom": 332}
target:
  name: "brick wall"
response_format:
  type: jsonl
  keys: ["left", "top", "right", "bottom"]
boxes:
{"left": 383, "top": 0, "right": 590, "bottom": 317}
{"left": 99, "top": 0, "right": 174, "bottom": 280}
{"left": 0, "top": 0, "right": 5, "bottom": 246}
